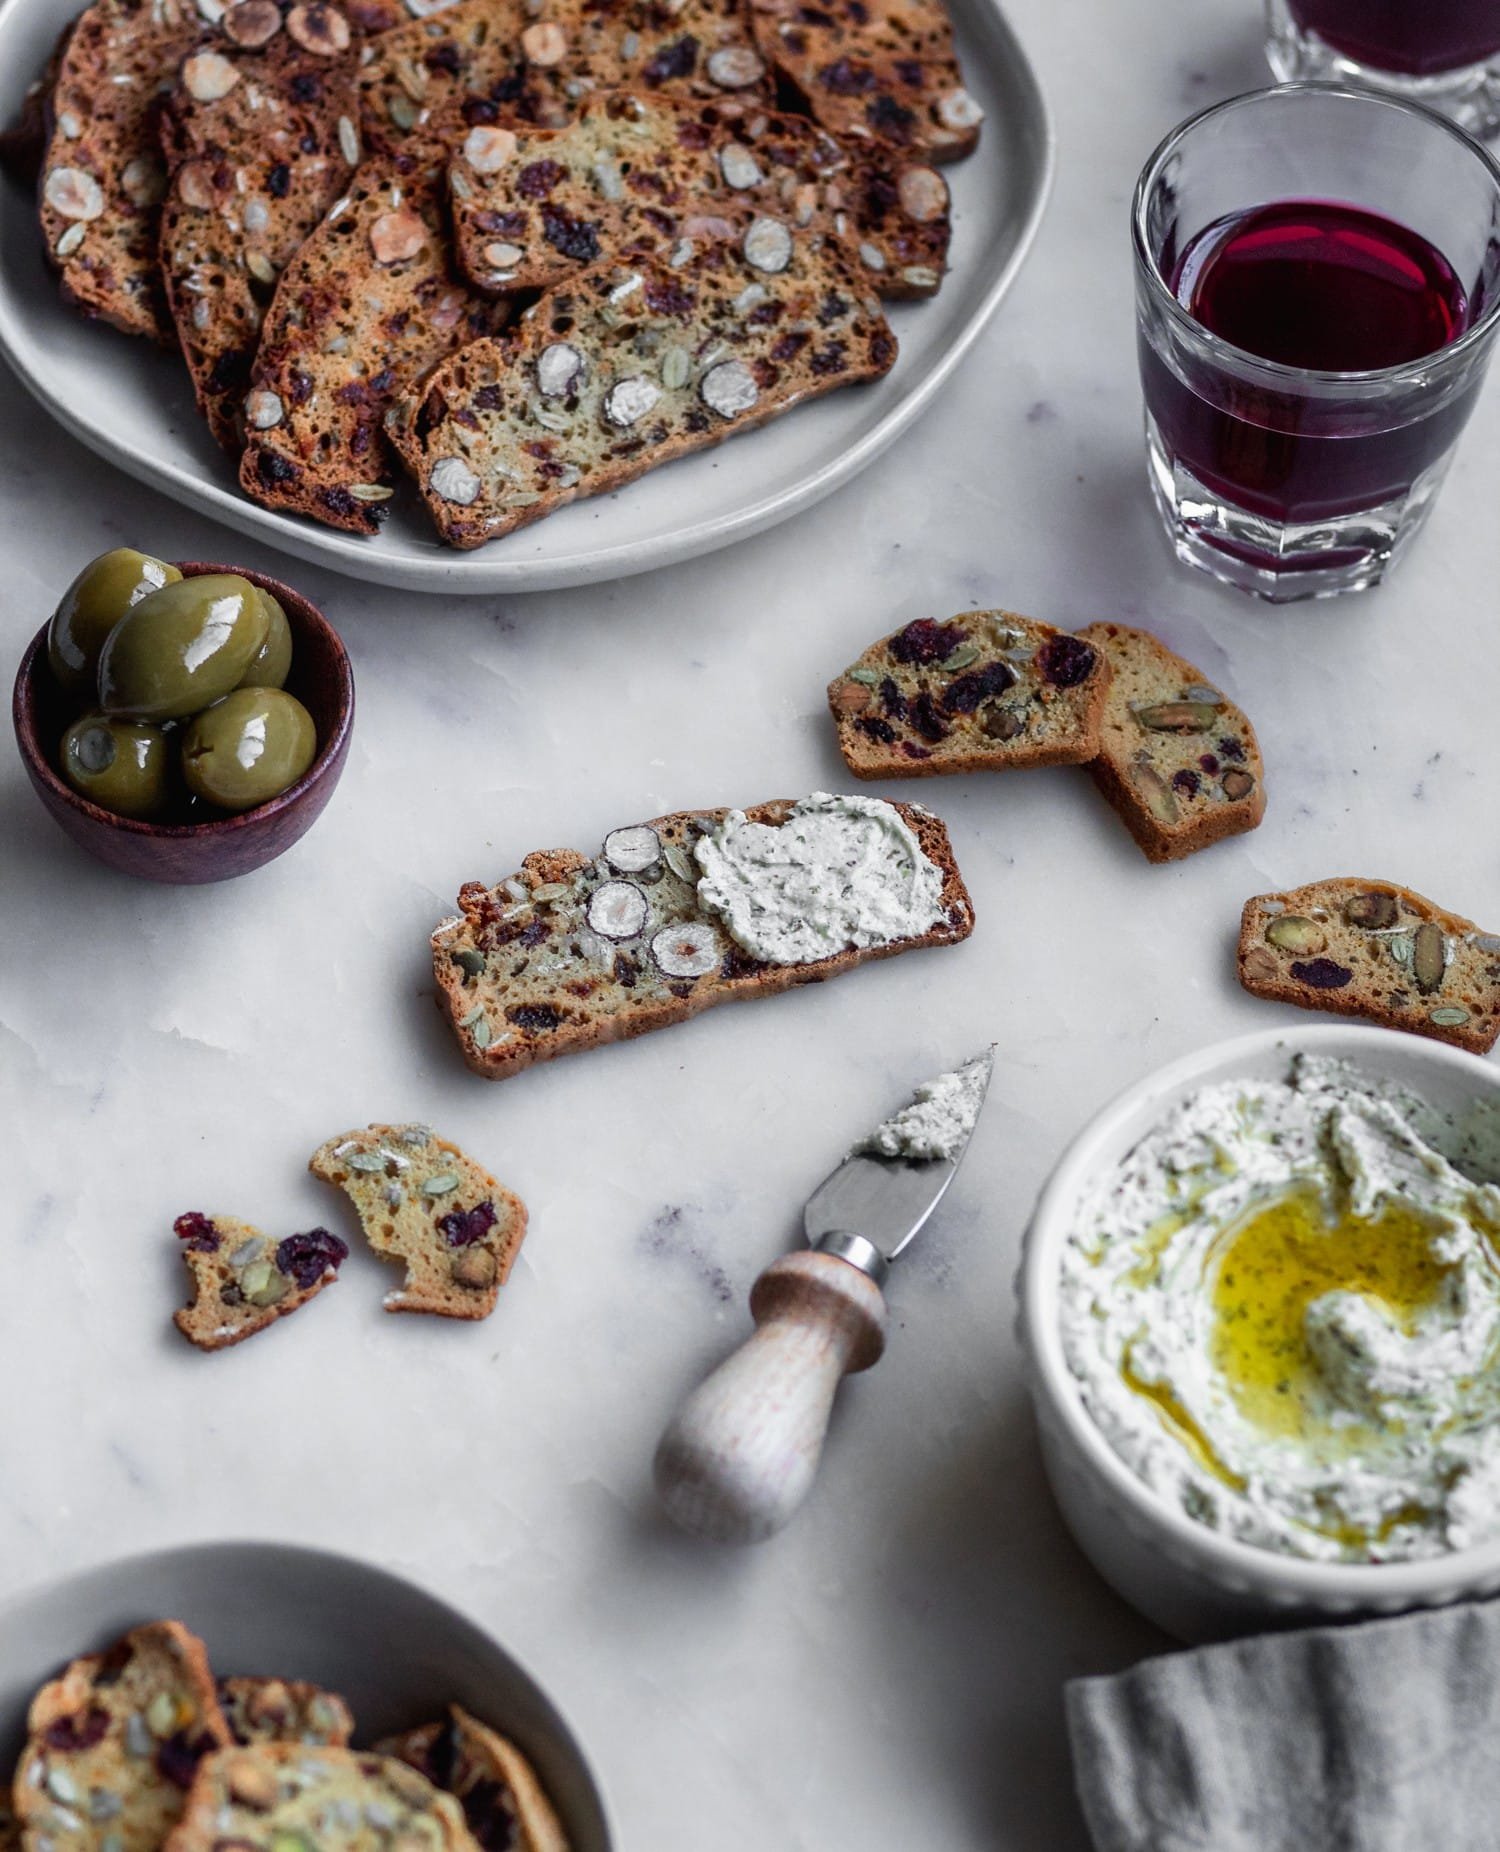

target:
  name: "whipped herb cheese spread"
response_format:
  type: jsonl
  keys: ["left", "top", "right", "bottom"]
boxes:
{"left": 694, "top": 793, "right": 944, "bottom": 966}
{"left": 858, "top": 1055, "right": 991, "bottom": 1162}
{"left": 1061, "top": 1056, "right": 1500, "bottom": 1563}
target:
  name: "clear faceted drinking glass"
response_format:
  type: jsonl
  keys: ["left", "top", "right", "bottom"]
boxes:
{"left": 1133, "top": 84, "right": 1500, "bottom": 602}
{"left": 1266, "top": 0, "right": 1500, "bottom": 138}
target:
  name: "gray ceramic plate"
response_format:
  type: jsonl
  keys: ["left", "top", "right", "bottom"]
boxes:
{"left": 0, "top": 0, "right": 1053, "bottom": 593}
{"left": 0, "top": 1542, "right": 610, "bottom": 1849}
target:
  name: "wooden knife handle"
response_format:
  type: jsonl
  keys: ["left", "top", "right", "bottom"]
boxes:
{"left": 653, "top": 1248, "right": 887, "bottom": 1545}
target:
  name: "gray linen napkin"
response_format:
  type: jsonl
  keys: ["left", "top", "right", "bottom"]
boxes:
{"left": 1067, "top": 1600, "right": 1500, "bottom": 1852}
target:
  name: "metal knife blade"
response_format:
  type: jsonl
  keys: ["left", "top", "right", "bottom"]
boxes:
{"left": 802, "top": 1049, "right": 994, "bottom": 1280}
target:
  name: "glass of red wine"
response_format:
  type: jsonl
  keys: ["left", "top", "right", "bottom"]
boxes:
{"left": 1134, "top": 84, "right": 1500, "bottom": 601}
{"left": 1266, "top": 0, "right": 1500, "bottom": 136}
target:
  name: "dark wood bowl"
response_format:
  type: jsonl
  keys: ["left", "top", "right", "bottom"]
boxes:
{"left": 12, "top": 561, "right": 354, "bottom": 884}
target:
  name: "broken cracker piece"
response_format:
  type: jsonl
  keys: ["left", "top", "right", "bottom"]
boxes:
{"left": 1237, "top": 877, "right": 1500, "bottom": 1053}
{"left": 309, "top": 1124, "right": 527, "bottom": 1318}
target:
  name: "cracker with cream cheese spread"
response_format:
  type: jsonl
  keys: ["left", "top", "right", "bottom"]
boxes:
{"left": 432, "top": 796, "right": 973, "bottom": 1080}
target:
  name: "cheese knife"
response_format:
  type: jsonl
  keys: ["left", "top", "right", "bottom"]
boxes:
{"left": 653, "top": 1051, "right": 994, "bottom": 1544}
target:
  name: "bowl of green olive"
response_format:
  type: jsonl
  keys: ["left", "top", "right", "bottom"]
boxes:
{"left": 13, "top": 550, "right": 354, "bottom": 883}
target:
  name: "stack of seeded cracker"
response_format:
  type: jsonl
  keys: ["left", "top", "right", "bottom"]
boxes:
{"left": 7, "top": 0, "right": 983, "bottom": 546}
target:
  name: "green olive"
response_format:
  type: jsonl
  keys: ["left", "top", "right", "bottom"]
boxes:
{"left": 238, "top": 590, "right": 293, "bottom": 690}
{"left": 47, "top": 549, "right": 182, "bottom": 696}
{"left": 60, "top": 714, "right": 172, "bottom": 819}
{"left": 97, "top": 574, "right": 270, "bottom": 721}
{"left": 181, "top": 688, "right": 317, "bottom": 812}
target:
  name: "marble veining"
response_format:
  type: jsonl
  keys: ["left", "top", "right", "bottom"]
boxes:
{"left": 3, "top": 1, "right": 1500, "bottom": 1847}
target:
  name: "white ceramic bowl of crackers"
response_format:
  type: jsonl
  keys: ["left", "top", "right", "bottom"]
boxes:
{"left": 0, "top": 1542, "right": 610, "bottom": 1850}
{"left": 1018, "top": 1024, "right": 1500, "bottom": 1644}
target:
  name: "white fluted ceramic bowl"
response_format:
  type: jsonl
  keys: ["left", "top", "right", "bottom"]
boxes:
{"left": 1017, "top": 1024, "right": 1500, "bottom": 1643}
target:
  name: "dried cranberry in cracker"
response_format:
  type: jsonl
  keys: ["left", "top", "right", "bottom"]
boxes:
{"left": 889, "top": 617, "right": 966, "bottom": 665}
{"left": 174, "top": 1212, "right": 220, "bottom": 1252}
{"left": 438, "top": 1201, "right": 498, "bottom": 1248}
{"left": 943, "top": 660, "right": 1014, "bottom": 714}
{"left": 907, "top": 690, "right": 948, "bottom": 742}
{"left": 43, "top": 1708, "right": 109, "bottom": 1753}
{"left": 1038, "top": 635, "right": 1098, "bottom": 687}
{"left": 275, "top": 1227, "right": 349, "bottom": 1289}
{"left": 1290, "top": 958, "right": 1354, "bottom": 990}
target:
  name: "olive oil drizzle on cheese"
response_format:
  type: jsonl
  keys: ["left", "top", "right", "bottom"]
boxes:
{"left": 1119, "top": 1352, "right": 1248, "bottom": 1492}
{"left": 1208, "top": 1188, "right": 1452, "bottom": 1445}
{"left": 1117, "top": 1186, "right": 1490, "bottom": 1539}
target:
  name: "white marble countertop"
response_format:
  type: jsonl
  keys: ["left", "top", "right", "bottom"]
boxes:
{"left": 4, "top": 0, "right": 1499, "bottom": 1845}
